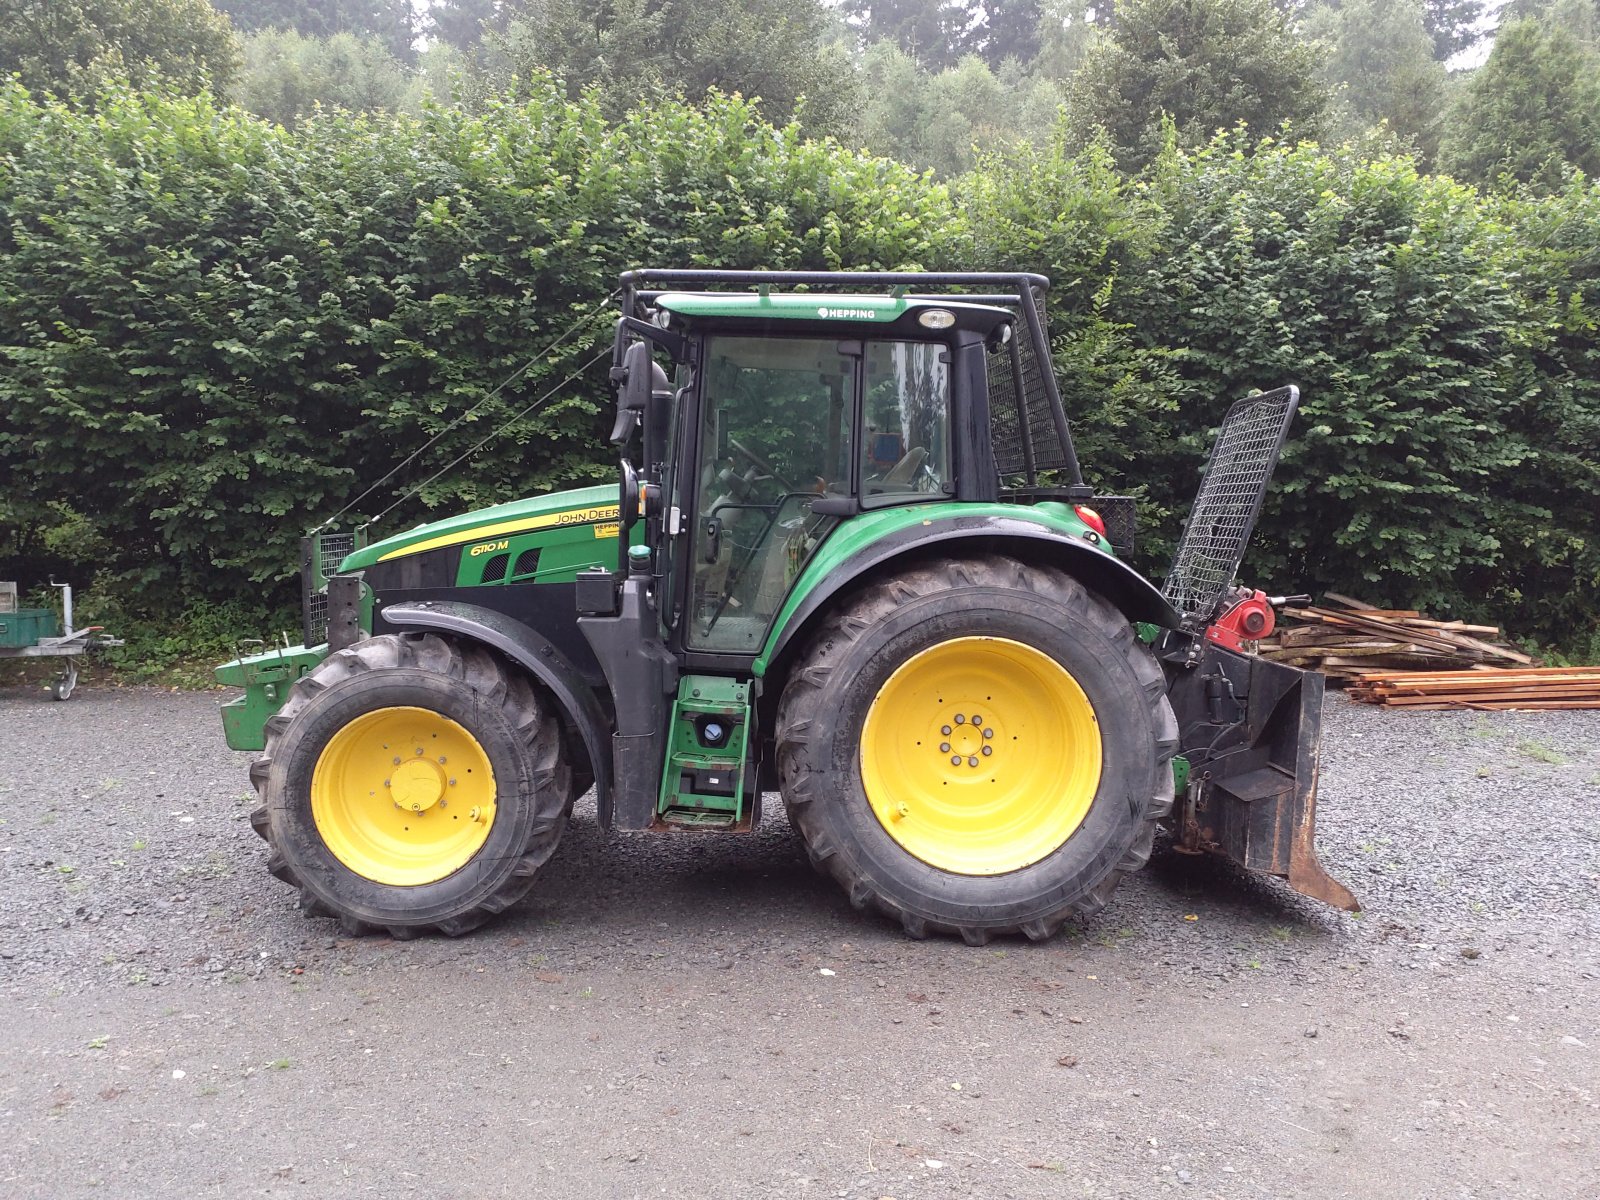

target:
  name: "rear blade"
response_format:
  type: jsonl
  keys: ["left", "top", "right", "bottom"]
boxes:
{"left": 1163, "top": 386, "right": 1299, "bottom": 627}
{"left": 1168, "top": 644, "right": 1359, "bottom": 912}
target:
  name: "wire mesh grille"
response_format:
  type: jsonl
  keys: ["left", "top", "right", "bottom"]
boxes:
{"left": 1092, "top": 495, "right": 1136, "bottom": 558}
{"left": 302, "top": 532, "right": 356, "bottom": 647}
{"left": 987, "top": 291, "right": 1069, "bottom": 478}
{"left": 1162, "top": 387, "right": 1299, "bottom": 623}
{"left": 512, "top": 547, "right": 542, "bottom": 580}
{"left": 481, "top": 553, "right": 510, "bottom": 583}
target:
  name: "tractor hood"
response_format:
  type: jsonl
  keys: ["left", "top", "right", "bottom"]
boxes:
{"left": 339, "top": 484, "right": 619, "bottom": 572}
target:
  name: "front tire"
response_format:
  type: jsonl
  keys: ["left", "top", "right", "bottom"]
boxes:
{"left": 775, "top": 555, "right": 1177, "bottom": 943}
{"left": 249, "top": 633, "right": 570, "bottom": 937}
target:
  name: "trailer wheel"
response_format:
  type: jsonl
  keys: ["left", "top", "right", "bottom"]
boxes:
{"left": 776, "top": 554, "right": 1177, "bottom": 943}
{"left": 249, "top": 633, "right": 570, "bottom": 937}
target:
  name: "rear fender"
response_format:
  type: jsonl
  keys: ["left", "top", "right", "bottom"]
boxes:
{"left": 379, "top": 601, "right": 613, "bottom": 825}
{"left": 760, "top": 519, "right": 1182, "bottom": 680}
{"left": 1164, "top": 642, "right": 1358, "bottom": 911}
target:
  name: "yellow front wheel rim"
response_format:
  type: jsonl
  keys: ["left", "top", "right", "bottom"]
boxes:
{"left": 860, "top": 637, "right": 1103, "bottom": 876}
{"left": 311, "top": 706, "right": 497, "bottom": 886}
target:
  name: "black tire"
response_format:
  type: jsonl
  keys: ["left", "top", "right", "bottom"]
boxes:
{"left": 775, "top": 554, "right": 1178, "bottom": 944}
{"left": 248, "top": 633, "right": 570, "bottom": 938}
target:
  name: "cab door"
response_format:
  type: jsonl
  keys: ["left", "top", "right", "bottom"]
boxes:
{"left": 684, "top": 335, "right": 856, "bottom": 654}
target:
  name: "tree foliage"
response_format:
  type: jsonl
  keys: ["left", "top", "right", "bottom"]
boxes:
{"left": 235, "top": 28, "right": 415, "bottom": 125}
{"left": 423, "top": 0, "right": 509, "bottom": 53}
{"left": 1422, "top": 0, "right": 1488, "bottom": 61}
{"left": 213, "top": 0, "right": 415, "bottom": 62}
{"left": 840, "top": 1, "right": 1046, "bottom": 69}
{"left": 1065, "top": 0, "right": 1328, "bottom": 170}
{"left": 1, "top": 49, "right": 1598, "bottom": 652}
{"left": 859, "top": 42, "right": 1062, "bottom": 176}
{"left": 484, "top": 0, "right": 861, "bottom": 137}
{"left": 1305, "top": 0, "right": 1449, "bottom": 165}
{"left": 0, "top": 0, "right": 240, "bottom": 99}
{"left": 1439, "top": 16, "right": 1600, "bottom": 190}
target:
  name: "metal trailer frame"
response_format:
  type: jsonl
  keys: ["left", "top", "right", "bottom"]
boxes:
{"left": 0, "top": 582, "right": 122, "bottom": 700}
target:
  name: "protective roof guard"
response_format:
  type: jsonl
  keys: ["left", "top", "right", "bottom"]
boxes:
{"left": 616, "top": 269, "right": 1090, "bottom": 498}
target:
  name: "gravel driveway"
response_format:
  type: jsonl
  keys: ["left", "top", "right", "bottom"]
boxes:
{"left": 1, "top": 684, "right": 1596, "bottom": 1199}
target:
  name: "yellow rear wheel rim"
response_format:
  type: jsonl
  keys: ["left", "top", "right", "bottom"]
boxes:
{"left": 860, "top": 637, "right": 1103, "bottom": 876}
{"left": 311, "top": 706, "right": 497, "bottom": 886}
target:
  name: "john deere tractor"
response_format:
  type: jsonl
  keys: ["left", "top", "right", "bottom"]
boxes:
{"left": 217, "top": 270, "right": 1357, "bottom": 942}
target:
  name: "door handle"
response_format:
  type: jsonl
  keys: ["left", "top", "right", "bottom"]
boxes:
{"left": 701, "top": 516, "right": 723, "bottom": 563}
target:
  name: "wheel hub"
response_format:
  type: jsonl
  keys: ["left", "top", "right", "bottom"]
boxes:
{"left": 934, "top": 710, "right": 997, "bottom": 771}
{"left": 390, "top": 757, "right": 446, "bottom": 812}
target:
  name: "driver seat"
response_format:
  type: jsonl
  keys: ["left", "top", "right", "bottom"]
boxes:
{"left": 880, "top": 446, "right": 928, "bottom": 488}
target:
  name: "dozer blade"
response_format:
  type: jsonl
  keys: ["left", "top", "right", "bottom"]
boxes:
{"left": 1166, "top": 644, "right": 1359, "bottom": 911}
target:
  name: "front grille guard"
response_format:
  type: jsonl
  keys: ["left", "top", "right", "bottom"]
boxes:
{"left": 300, "top": 531, "right": 356, "bottom": 648}
{"left": 1162, "top": 387, "right": 1299, "bottom": 627}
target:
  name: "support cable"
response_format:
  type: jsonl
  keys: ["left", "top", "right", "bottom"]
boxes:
{"left": 313, "top": 291, "right": 618, "bottom": 532}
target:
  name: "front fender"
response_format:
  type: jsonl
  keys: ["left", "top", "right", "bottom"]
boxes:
{"left": 379, "top": 601, "right": 613, "bottom": 825}
{"left": 755, "top": 513, "right": 1182, "bottom": 678}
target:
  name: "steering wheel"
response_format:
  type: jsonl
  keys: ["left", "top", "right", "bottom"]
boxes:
{"left": 728, "top": 437, "right": 794, "bottom": 491}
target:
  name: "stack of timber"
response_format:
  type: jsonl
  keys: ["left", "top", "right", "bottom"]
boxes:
{"left": 1347, "top": 667, "right": 1600, "bottom": 710}
{"left": 1258, "top": 592, "right": 1536, "bottom": 681}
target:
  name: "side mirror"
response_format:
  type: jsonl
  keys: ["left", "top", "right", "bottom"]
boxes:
{"left": 609, "top": 341, "right": 653, "bottom": 444}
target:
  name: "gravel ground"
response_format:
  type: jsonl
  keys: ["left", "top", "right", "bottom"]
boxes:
{"left": 1, "top": 682, "right": 1596, "bottom": 1199}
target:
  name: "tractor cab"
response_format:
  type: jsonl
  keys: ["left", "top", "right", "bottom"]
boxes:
{"left": 642, "top": 293, "right": 1010, "bottom": 655}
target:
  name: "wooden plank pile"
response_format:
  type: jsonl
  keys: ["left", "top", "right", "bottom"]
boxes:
{"left": 1259, "top": 593, "right": 1600, "bottom": 709}
{"left": 1259, "top": 593, "right": 1536, "bottom": 681}
{"left": 1346, "top": 667, "right": 1600, "bottom": 710}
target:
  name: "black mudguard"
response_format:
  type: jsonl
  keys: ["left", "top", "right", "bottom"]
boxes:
{"left": 1163, "top": 641, "right": 1359, "bottom": 911}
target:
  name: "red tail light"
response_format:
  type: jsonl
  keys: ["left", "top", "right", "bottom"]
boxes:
{"left": 1073, "top": 505, "right": 1106, "bottom": 537}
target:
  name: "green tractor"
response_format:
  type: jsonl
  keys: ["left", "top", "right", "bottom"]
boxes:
{"left": 217, "top": 270, "right": 1357, "bottom": 942}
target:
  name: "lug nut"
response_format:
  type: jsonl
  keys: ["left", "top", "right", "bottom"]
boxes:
{"left": 941, "top": 725, "right": 952, "bottom": 736}
{"left": 940, "top": 742, "right": 951, "bottom": 753}
{"left": 438, "top": 756, "right": 447, "bottom": 764}
{"left": 968, "top": 756, "right": 979, "bottom": 767}
{"left": 982, "top": 745, "right": 992, "bottom": 757}
{"left": 951, "top": 755, "right": 962, "bottom": 766}
{"left": 393, "top": 757, "right": 401, "bottom": 766}
{"left": 983, "top": 727, "right": 994, "bottom": 739}
{"left": 954, "top": 714, "right": 965, "bottom": 724}
{"left": 971, "top": 716, "right": 983, "bottom": 727}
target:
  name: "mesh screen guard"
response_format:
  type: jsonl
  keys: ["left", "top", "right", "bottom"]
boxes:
{"left": 987, "top": 290, "right": 1070, "bottom": 476}
{"left": 1161, "top": 387, "right": 1300, "bottom": 624}
{"left": 301, "top": 532, "right": 356, "bottom": 647}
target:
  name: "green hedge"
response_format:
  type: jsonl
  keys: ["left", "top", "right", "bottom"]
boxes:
{"left": 2, "top": 81, "right": 1596, "bottom": 652}
{"left": 0, "top": 79, "right": 953, "bottom": 595}
{"left": 959, "top": 134, "right": 1600, "bottom": 651}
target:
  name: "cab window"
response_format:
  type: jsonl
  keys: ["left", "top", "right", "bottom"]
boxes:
{"left": 861, "top": 341, "right": 950, "bottom": 504}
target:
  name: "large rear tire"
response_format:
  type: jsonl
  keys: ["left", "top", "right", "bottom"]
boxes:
{"left": 775, "top": 554, "right": 1177, "bottom": 943}
{"left": 249, "top": 633, "right": 570, "bottom": 937}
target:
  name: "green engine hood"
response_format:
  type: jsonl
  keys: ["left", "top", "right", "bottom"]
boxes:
{"left": 339, "top": 484, "right": 619, "bottom": 571}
